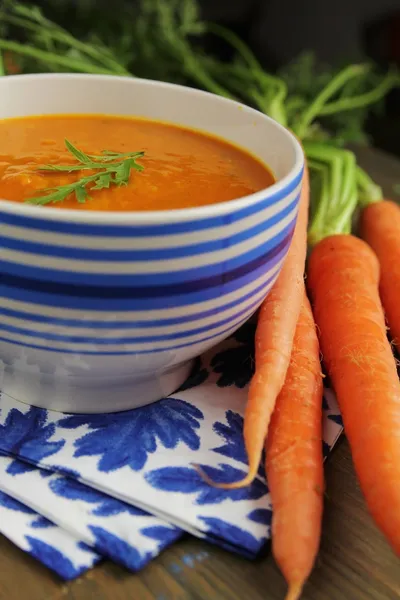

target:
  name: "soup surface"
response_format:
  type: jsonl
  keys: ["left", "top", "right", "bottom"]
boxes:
{"left": 0, "top": 114, "right": 274, "bottom": 211}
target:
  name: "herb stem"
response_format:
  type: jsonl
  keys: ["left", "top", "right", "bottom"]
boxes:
{"left": 356, "top": 166, "right": 383, "bottom": 206}
{"left": 0, "top": 39, "right": 127, "bottom": 76}
{"left": 27, "top": 140, "right": 144, "bottom": 206}
{"left": 307, "top": 160, "right": 331, "bottom": 246}
{"left": 293, "top": 64, "right": 371, "bottom": 139}
{"left": 204, "top": 22, "right": 288, "bottom": 125}
{"left": 201, "top": 60, "right": 263, "bottom": 106}
{"left": 319, "top": 70, "right": 400, "bottom": 115}
{"left": 0, "top": 11, "right": 130, "bottom": 76}
{"left": 187, "top": 60, "right": 234, "bottom": 98}
{"left": 205, "top": 23, "right": 263, "bottom": 75}
{"left": 306, "top": 145, "right": 358, "bottom": 245}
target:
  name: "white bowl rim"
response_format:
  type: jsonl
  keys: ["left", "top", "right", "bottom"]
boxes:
{"left": 0, "top": 73, "right": 304, "bottom": 225}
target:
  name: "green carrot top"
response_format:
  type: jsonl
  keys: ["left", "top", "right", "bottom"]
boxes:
{"left": 304, "top": 142, "right": 358, "bottom": 246}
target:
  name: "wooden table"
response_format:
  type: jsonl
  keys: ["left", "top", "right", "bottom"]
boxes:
{"left": 2, "top": 147, "right": 400, "bottom": 600}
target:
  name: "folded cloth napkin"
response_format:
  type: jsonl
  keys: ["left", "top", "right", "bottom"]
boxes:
{"left": 0, "top": 322, "right": 343, "bottom": 576}
{"left": 0, "top": 454, "right": 182, "bottom": 572}
{"left": 0, "top": 488, "right": 100, "bottom": 579}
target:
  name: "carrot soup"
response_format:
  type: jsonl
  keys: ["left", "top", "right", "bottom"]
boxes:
{"left": 0, "top": 114, "right": 275, "bottom": 211}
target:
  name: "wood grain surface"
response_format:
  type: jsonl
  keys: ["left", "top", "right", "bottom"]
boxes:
{"left": 1, "top": 146, "right": 400, "bottom": 600}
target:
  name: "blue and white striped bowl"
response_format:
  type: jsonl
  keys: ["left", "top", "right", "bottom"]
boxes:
{"left": 0, "top": 74, "right": 304, "bottom": 413}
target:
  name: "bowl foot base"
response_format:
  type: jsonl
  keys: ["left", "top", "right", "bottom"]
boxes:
{"left": 0, "top": 360, "right": 194, "bottom": 414}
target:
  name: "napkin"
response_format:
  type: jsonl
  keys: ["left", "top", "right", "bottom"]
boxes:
{"left": 0, "top": 322, "right": 343, "bottom": 576}
{"left": 0, "top": 454, "right": 182, "bottom": 572}
{"left": 0, "top": 488, "right": 100, "bottom": 579}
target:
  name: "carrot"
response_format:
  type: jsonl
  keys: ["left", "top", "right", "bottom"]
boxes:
{"left": 236, "top": 170, "right": 310, "bottom": 486}
{"left": 308, "top": 234, "right": 400, "bottom": 556}
{"left": 197, "top": 168, "right": 310, "bottom": 490}
{"left": 361, "top": 199, "right": 400, "bottom": 346}
{"left": 266, "top": 290, "right": 324, "bottom": 600}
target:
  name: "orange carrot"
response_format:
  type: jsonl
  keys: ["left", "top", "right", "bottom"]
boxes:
{"left": 237, "top": 169, "right": 310, "bottom": 484}
{"left": 361, "top": 199, "right": 400, "bottom": 346}
{"left": 308, "top": 234, "right": 400, "bottom": 556}
{"left": 200, "top": 168, "right": 310, "bottom": 490}
{"left": 266, "top": 290, "right": 323, "bottom": 600}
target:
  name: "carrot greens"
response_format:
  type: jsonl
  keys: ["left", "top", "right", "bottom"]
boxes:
{"left": 1, "top": 0, "right": 398, "bottom": 150}
{"left": 304, "top": 143, "right": 358, "bottom": 245}
{"left": 356, "top": 166, "right": 384, "bottom": 206}
{"left": 0, "top": 2, "right": 131, "bottom": 75}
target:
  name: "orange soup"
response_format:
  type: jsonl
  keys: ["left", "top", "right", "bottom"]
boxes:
{"left": 0, "top": 115, "right": 274, "bottom": 212}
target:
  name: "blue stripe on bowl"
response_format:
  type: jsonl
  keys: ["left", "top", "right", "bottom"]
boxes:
{"left": 0, "top": 307, "right": 256, "bottom": 356}
{"left": 0, "top": 240, "right": 290, "bottom": 313}
{"left": 1, "top": 227, "right": 292, "bottom": 298}
{"left": 0, "top": 220, "right": 295, "bottom": 287}
{"left": 1, "top": 237, "right": 289, "bottom": 310}
{"left": 0, "top": 274, "right": 271, "bottom": 329}
{"left": 3, "top": 194, "right": 299, "bottom": 261}
{"left": 0, "top": 168, "right": 303, "bottom": 237}
{"left": 0, "top": 290, "right": 263, "bottom": 345}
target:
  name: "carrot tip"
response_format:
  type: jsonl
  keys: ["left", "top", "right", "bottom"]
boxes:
{"left": 285, "top": 581, "right": 304, "bottom": 600}
{"left": 192, "top": 463, "right": 256, "bottom": 489}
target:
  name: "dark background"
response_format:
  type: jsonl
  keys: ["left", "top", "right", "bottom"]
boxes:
{"left": 31, "top": 0, "right": 400, "bottom": 156}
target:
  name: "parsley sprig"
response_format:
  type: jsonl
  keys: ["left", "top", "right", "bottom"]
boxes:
{"left": 27, "top": 139, "right": 144, "bottom": 206}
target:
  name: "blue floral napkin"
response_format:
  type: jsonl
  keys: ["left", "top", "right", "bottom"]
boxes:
{"left": 0, "top": 488, "right": 100, "bottom": 579}
{"left": 0, "top": 322, "right": 343, "bottom": 576}
{"left": 0, "top": 453, "right": 182, "bottom": 572}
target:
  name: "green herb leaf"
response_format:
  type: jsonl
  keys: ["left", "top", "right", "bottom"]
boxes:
{"left": 27, "top": 138, "right": 144, "bottom": 206}
{"left": 64, "top": 139, "right": 91, "bottom": 164}
{"left": 75, "top": 184, "right": 89, "bottom": 203}
{"left": 114, "top": 159, "right": 133, "bottom": 185}
{"left": 92, "top": 172, "right": 112, "bottom": 190}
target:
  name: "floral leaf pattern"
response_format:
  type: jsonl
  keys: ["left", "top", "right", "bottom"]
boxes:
{"left": 177, "top": 357, "right": 209, "bottom": 392}
{"left": 322, "top": 440, "right": 331, "bottom": 459}
{"left": 31, "top": 516, "right": 55, "bottom": 529}
{"left": 0, "top": 453, "right": 182, "bottom": 575}
{"left": 328, "top": 413, "right": 344, "bottom": 426}
{"left": 247, "top": 508, "right": 272, "bottom": 526}
{"left": 6, "top": 460, "right": 37, "bottom": 476}
{"left": 88, "top": 526, "right": 151, "bottom": 571}
{"left": 0, "top": 490, "right": 36, "bottom": 514}
{"left": 212, "top": 411, "right": 265, "bottom": 478}
{"left": 212, "top": 411, "right": 246, "bottom": 462}
{"left": 26, "top": 536, "right": 94, "bottom": 580}
{"left": 140, "top": 525, "right": 181, "bottom": 545}
{"left": 210, "top": 322, "right": 256, "bottom": 388}
{"left": 0, "top": 487, "right": 99, "bottom": 579}
{"left": 0, "top": 407, "right": 64, "bottom": 463}
{"left": 46, "top": 467, "right": 81, "bottom": 479}
{"left": 145, "top": 464, "right": 267, "bottom": 505}
{"left": 199, "top": 516, "right": 265, "bottom": 557}
{"left": 57, "top": 398, "right": 204, "bottom": 472}
{"left": 50, "top": 476, "right": 145, "bottom": 517}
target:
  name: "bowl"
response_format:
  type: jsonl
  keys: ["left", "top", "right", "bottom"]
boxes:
{"left": 0, "top": 74, "right": 304, "bottom": 413}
